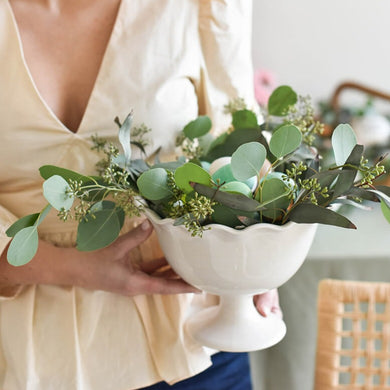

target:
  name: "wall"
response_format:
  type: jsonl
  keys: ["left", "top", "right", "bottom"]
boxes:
{"left": 252, "top": 0, "right": 390, "bottom": 105}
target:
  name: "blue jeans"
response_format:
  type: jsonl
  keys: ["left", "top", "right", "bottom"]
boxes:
{"left": 139, "top": 352, "right": 252, "bottom": 390}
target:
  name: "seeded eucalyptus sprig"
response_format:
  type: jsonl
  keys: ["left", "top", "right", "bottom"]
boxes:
{"left": 6, "top": 85, "right": 390, "bottom": 267}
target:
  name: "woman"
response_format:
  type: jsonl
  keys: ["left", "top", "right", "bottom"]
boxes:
{"left": 0, "top": 0, "right": 281, "bottom": 388}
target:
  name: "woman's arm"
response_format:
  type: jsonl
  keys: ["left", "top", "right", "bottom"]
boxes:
{"left": 0, "top": 220, "right": 199, "bottom": 297}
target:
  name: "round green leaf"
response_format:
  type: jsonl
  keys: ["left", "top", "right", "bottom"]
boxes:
{"left": 77, "top": 208, "right": 121, "bottom": 251}
{"left": 256, "top": 177, "right": 290, "bottom": 220}
{"left": 7, "top": 226, "right": 39, "bottom": 266}
{"left": 331, "top": 124, "right": 357, "bottom": 166}
{"left": 137, "top": 168, "right": 172, "bottom": 200}
{"left": 231, "top": 142, "right": 266, "bottom": 181}
{"left": 183, "top": 116, "right": 212, "bottom": 140}
{"left": 232, "top": 109, "right": 258, "bottom": 129}
{"left": 267, "top": 85, "right": 298, "bottom": 116}
{"left": 43, "top": 175, "right": 74, "bottom": 211}
{"left": 174, "top": 162, "right": 211, "bottom": 193}
{"left": 269, "top": 125, "right": 302, "bottom": 158}
{"left": 221, "top": 181, "right": 252, "bottom": 197}
{"left": 90, "top": 201, "right": 125, "bottom": 229}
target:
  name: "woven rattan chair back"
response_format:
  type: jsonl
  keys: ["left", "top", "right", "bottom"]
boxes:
{"left": 315, "top": 279, "right": 390, "bottom": 390}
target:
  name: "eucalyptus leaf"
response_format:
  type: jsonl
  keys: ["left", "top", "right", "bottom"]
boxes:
{"left": 203, "top": 128, "right": 264, "bottom": 162}
{"left": 39, "top": 165, "right": 92, "bottom": 183}
{"left": 347, "top": 187, "right": 380, "bottom": 202}
{"left": 193, "top": 183, "right": 261, "bottom": 212}
{"left": 6, "top": 213, "right": 39, "bottom": 237}
{"left": 197, "top": 133, "right": 215, "bottom": 155}
{"left": 331, "top": 145, "right": 363, "bottom": 199}
{"left": 331, "top": 124, "right": 357, "bottom": 166}
{"left": 211, "top": 204, "right": 242, "bottom": 227}
{"left": 77, "top": 208, "right": 121, "bottom": 251}
{"left": 7, "top": 203, "right": 53, "bottom": 237}
{"left": 118, "top": 113, "right": 133, "bottom": 167}
{"left": 231, "top": 142, "right": 266, "bottom": 181}
{"left": 380, "top": 200, "right": 390, "bottom": 223}
{"left": 267, "top": 85, "right": 298, "bottom": 116}
{"left": 232, "top": 110, "right": 258, "bottom": 129}
{"left": 7, "top": 226, "right": 39, "bottom": 266}
{"left": 43, "top": 175, "right": 74, "bottom": 211}
{"left": 90, "top": 201, "right": 125, "bottom": 229}
{"left": 174, "top": 163, "right": 211, "bottom": 193}
{"left": 137, "top": 168, "right": 172, "bottom": 200}
{"left": 256, "top": 178, "right": 291, "bottom": 220}
{"left": 367, "top": 189, "right": 390, "bottom": 207}
{"left": 269, "top": 124, "right": 302, "bottom": 159}
{"left": 288, "top": 203, "right": 356, "bottom": 229}
{"left": 183, "top": 116, "right": 212, "bottom": 140}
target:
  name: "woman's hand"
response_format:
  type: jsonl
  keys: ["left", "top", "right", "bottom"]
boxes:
{"left": 70, "top": 219, "right": 199, "bottom": 296}
{"left": 0, "top": 220, "right": 199, "bottom": 297}
{"left": 254, "top": 289, "right": 282, "bottom": 319}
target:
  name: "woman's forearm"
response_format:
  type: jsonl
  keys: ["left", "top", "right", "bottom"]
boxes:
{"left": 0, "top": 240, "right": 79, "bottom": 289}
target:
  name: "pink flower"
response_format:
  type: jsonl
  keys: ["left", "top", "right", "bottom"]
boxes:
{"left": 254, "top": 69, "right": 278, "bottom": 106}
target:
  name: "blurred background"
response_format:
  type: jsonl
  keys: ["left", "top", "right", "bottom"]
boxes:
{"left": 249, "top": 2, "right": 390, "bottom": 389}
{"left": 252, "top": 0, "right": 390, "bottom": 103}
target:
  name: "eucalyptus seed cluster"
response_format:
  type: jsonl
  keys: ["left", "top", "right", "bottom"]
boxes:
{"left": 182, "top": 193, "right": 216, "bottom": 237}
{"left": 165, "top": 171, "right": 215, "bottom": 236}
{"left": 175, "top": 133, "right": 203, "bottom": 160}
{"left": 358, "top": 157, "right": 386, "bottom": 187}
{"left": 112, "top": 190, "right": 143, "bottom": 217}
{"left": 286, "top": 95, "right": 324, "bottom": 145}
{"left": 130, "top": 123, "right": 152, "bottom": 151}
{"left": 298, "top": 177, "right": 329, "bottom": 205}
{"left": 224, "top": 97, "right": 248, "bottom": 114}
{"left": 58, "top": 179, "right": 93, "bottom": 222}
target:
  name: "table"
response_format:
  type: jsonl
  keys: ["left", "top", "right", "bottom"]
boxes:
{"left": 249, "top": 203, "right": 390, "bottom": 390}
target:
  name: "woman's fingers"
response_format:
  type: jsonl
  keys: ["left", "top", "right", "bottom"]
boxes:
{"left": 254, "top": 289, "right": 283, "bottom": 319}
{"left": 114, "top": 220, "right": 154, "bottom": 256}
{"left": 128, "top": 272, "right": 201, "bottom": 295}
{"left": 138, "top": 257, "right": 168, "bottom": 273}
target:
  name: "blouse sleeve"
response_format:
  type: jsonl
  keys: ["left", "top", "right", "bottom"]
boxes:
{"left": 197, "top": 0, "right": 259, "bottom": 133}
{"left": 0, "top": 204, "right": 23, "bottom": 300}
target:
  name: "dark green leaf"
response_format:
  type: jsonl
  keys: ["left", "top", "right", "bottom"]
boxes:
{"left": 268, "top": 86, "right": 298, "bottom": 116}
{"left": 211, "top": 204, "right": 242, "bottom": 227}
{"left": 183, "top": 116, "right": 212, "bottom": 140}
{"left": 288, "top": 203, "right": 356, "bottom": 229}
{"left": 39, "top": 165, "right": 93, "bottom": 183}
{"left": 331, "top": 145, "right": 363, "bottom": 199}
{"left": 202, "top": 128, "right": 263, "bottom": 162}
{"left": 347, "top": 187, "right": 380, "bottom": 202}
{"left": 193, "top": 183, "right": 261, "bottom": 212}
{"left": 77, "top": 208, "right": 121, "bottom": 251}
{"left": 232, "top": 109, "right": 258, "bottom": 129}
{"left": 6, "top": 213, "right": 39, "bottom": 237}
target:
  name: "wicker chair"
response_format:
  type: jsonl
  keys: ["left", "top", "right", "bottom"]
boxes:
{"left": 315, "top": 279, "right": 390, "bottom": 389}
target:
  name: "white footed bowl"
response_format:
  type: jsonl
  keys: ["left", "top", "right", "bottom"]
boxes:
{"left": 145, "top": 209, "right": 317, "bottom": 352}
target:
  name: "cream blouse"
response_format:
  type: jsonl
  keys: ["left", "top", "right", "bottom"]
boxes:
{"left": 0, "top": 0, "right": 256, "bottom": 389}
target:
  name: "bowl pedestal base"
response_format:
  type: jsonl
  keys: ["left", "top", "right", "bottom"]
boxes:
{"left": 186, "top": 294, "right": 286, "bottom": 352}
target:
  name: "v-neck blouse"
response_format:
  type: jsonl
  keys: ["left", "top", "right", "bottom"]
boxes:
{"left": 0, "top": 1, "right": 256, "bottom": 389}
